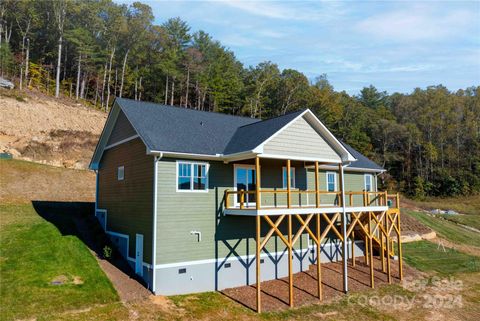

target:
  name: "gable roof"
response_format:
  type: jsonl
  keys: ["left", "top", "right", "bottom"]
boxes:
{"left": 224, "top": 110, "right": 305, "bottom": 155}
{"left": 90, "top": 98, "right": 384, "bottom": 172}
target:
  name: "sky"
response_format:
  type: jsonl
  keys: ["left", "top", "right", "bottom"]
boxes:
{"left": 120, "top": 0, "right": 480, "bottom": 94}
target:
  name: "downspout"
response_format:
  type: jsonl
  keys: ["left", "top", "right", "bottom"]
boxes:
{"left": 152, "top": 152, "right": 163, "bottom": 293}
{"left": 340, "top": 162, "right": 349, "bottom": 293}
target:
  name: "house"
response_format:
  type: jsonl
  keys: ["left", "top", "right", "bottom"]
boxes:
{"left": 90, "top": 98, "right": 402, "bottom": 311}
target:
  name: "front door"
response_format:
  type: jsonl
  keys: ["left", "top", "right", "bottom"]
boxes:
{"left": 135, "top": 234, "right": 144, "bottom": 277}
{"left": 234, "top": 165, "right": 256, "bottom": 207}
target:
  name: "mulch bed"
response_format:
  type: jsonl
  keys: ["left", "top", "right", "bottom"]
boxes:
{"left": 222, "top": 257, "right": 417, "bottom": 312}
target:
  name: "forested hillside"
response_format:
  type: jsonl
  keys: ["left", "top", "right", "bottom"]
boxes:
{"left": 1, "top": 0, "right": 479, "bottom": 197}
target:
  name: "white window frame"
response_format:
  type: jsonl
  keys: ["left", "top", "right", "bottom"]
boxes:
{"left": 117, "top": 166, "right": 124, "bottom": 181}
{"left": 233, "top": 164, "right": 257, "bottom": 207}
{"left": 282, "top": 166, "right": 296, "bottom": 189}
{"left": 326, "top": 171, "right": 337, "bottom": 192}
{"left": 364, "top": 174, "right": 373, "bottom": 192}
{"left": 176, "top": 161, "right": 209, "bottom": 193}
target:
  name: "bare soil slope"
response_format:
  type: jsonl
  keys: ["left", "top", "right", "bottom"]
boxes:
{"left": 0, "top": 89, "right": 106, "bottom": 169}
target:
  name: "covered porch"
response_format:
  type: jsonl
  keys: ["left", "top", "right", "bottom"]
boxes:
{"left": 222, "top": 156, "right": 403, "bottom": 313}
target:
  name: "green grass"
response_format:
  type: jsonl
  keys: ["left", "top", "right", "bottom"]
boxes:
{"left": 437, "top": 213, "right": 480, "bottom": 231}
{"left": 402, "top": 240, "right": 480, "bottom": 275}
{"left": 0, "top": 203, "right": 118, "bottom": 321}
{"left": 405, "top": 210, "right": 480, "bottom": 247}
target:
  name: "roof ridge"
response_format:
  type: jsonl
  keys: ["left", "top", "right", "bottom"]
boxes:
{"left": 116, "top": 97, "right": 260, "bottom": 122}
{"left": 235, "top": 108, "right": 307, "bottom": 130}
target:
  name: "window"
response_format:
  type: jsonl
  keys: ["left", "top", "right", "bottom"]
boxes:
{"left": 177, "top": 161, "right": 208, "bottom": 192}
{"left": 326, "top": 172, "right": 336, "bottom": 192}
{"left": 364, "top": 174, "right": 373, "bottom": 192}
{"left": 117, "top": 166, "right": 124, "bottom": 181}
{"left": 282, "top": 167, "right": 296, "bottom": 189}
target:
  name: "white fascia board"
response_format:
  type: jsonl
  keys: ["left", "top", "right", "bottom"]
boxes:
{"left": 147, "top": 149, "right": 219, "bottom": 161}
{"left": 305, "top": 164, "right": 386, "bottom": 173}
{"left": 259, "top": 153, "right": 342, "bottom": 164}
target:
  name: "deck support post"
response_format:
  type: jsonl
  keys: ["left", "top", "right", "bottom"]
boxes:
{"left": 386, "top": 213, "right": 392, "bottom": 284}
{"left": 351, "top": 230, "right": 355, "bottom": 267}
{"left": 255, "top": 156, "right": 261, "bottom": 313}
{"left": 339, "top": 164, "right": 348, "bottom": 293}
{"left": 396, "top": 193, "right": 403, "bottom": 280}
{"left": 314, "top": 161, "right": 322, "bottom": 300}
{"left": 368, "top": 212, "right": 374, "bottom": 288}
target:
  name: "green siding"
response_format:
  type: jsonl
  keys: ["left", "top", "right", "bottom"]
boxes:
{"left": 155, "top": 158, "right": 309, "bottom": 265}
{"left": 98, "top": 138, "right": 154, "bottom": 263}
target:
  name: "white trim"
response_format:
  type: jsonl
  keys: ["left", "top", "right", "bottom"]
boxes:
{"left": 282, "top": 166, "right": 296, "bottom": 189}
{"left": 175, "top": 160, "right": 210, "bottom": 193}
{"left": 364, "top": 173, "right": 373, "bottom": 192}
{"left": 307, "top": 164, "right": 385, "bottom": 173}
{"left": 154, "top": 246, "right": 311, "bottom": 269}
{"left": 233, "top": 164, "right": 257, "bottom": 207}
{"left": 224, "top": 206, "right": 388, "bottom": 216}
{"left": 326, "top": 171, "right": 337, "bottom": 192}
{"left": 149, "top": 149, "right": 221, "bottom": 160}
{"left": 104, "top": 134, "right": 139, "bottom": 150}
{"left": 259, "top": 153, "right": 341, "bottom": 164}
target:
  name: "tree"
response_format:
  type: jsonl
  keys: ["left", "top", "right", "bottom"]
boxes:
{"left": 53, "top": 0, "right": 66, "bottom": 98}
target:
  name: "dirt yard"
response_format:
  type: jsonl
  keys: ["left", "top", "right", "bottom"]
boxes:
{"left": 223, "top": 257, "right": 418, "bottom": 312}
{"left": 0, "top": 89, "right": 106, "bottom": 169}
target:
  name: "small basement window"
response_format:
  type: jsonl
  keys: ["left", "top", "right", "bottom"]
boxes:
{"left": 177, "top": 161, "right": 209, "bottom": 192}
{"left": 117, "top": 166, "right": 124, "bottom": 181}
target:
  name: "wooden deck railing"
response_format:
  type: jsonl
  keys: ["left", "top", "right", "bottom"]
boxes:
{"left": 224, "top": 189, "right": 398, "bottom": 210}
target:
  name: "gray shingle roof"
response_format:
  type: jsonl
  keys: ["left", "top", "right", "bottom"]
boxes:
{"left": 341, "top": 141, "right": 384, "bottom": 171}
{"left": 114, "top": 98, "right": 384, "bottom": 171}
{"left": 117, "top": 98, "right": 259, "bottom": 155}
{"left": 224, "top": 110, "right": 305, "bottom": 154}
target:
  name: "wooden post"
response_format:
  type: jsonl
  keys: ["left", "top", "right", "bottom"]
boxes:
{"left": 288, "top": 214, "right": 293, "bottom": 307}
{"left": 315, "top": 162, "right": 319, "bottom": 208}
{"left": 256, "top": 215, "right": 261, "bottom": 313}
{"left": 287, "top": 160, "right": 291, "bottom": 209}
{"left": 349, "top": 193, "right": 353, "bottom": 207}
{"left": 351, "top": 230, "right": 355, "bottom": 267}
{"left": 364, "top": 234, "right": 369, "bottom": 265}
{"left": 255, "top": 157, "right": 261, "bottom": 210}
{"left": 240, "top": 190, "right": 245, "bottom": 209}
{"left": 397, "top": 201, "right": 403, "bottom": 280}
{"left": 381, "top": 218, "right": 386, "bottom": 272}
{"left": 386, "top": 213, "right": 392, "bottom": 284}
{"left": 363, "top": 191, "right": 367, "bottom": 206}
{"left": 316, "top": 213, "right": 322, "bottom": 300}
{"left": 225, "top": 190, "right": 229, "bottom": 209}
{"left": 368, "top": 212, "right": 374, "bottom": 288}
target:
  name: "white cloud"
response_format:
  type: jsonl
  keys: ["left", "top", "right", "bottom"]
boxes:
{"left": 218, "top": 0, "right": 346, "bottom": 21}
{"left": 357, "top": 5, "right": 476, "bottom": 41}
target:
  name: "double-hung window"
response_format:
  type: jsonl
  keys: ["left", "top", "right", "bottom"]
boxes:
{"left": 282, "top": 167, "right": 296, "bottom": 189}
{"left": 177, "top": 161, "right": 208, "bottom": 192}
{"left": 364, "top": 174, "right": 373, "bottom": 192}
{"left": 326, "top": 172, "right": 336, "bottom": 192}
